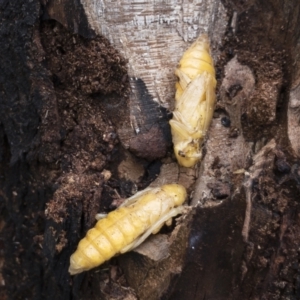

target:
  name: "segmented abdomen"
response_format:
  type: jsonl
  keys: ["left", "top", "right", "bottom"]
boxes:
{"left": 78, "top": 208, "right": 148, "bottom": 265}
{"left": 175, "top": 36, "right": 215, "bottom": 100}
{"left": 69, "top": 184, "right": 186, "bottom": 275}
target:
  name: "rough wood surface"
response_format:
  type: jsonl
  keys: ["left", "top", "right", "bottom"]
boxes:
{"left": 288, "top": 40, "right": 300, "bottom": 158}
{"left": 78, "top": 0, "right": 227, "bottom": 155}
{"left": 1, "top": 0, "right": 300, "bottom": 300}
{"left": 80, "top": 0, "right": 227, "bottom": 107}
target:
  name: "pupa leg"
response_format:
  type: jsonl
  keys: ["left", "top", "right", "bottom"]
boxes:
{"left": 119, "top": 206, "right": 184, "bottom": 254}
{"left": 170, "top": 115, "right": 204, "bottom": 140}
{"left": 165, "top": 218, "right": 173, "bottom": 227}
{"left": 95, "top": 187, "right": 160, "bottom": 220}
{"left": 119, "top": 188, "right": 158, "bottom": 207}
{"left": 175, "top": 68, "right": 192, "bottom": 90}
{"left": 95, "top": 188, "right": 159, "bottom": 221}
{"left": 95, "top": 213, "right": 107, "bottom": 221}
{"left": 119, "top": 187, "right": 159, "bottom": 208}
{"left": 150, "top": 216, "right": 173, "bottom": 233}
{"left": 170, "top": 118, "right": 196, "bottom": 141}
{"left": 151, "top": 223, "right": 164, "bottom": 235}
{"left": 176, "top": 74, "right": 207, "bottom": 110}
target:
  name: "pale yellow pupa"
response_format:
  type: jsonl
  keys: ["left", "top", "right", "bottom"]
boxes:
{"left": 169, "top": 34, "right": 216, "bottom": 168}
{"left": 69, "top": 184, "right": 187, "bottom": 275}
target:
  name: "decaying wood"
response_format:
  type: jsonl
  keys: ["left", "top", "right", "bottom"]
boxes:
{"left": 118, "top": 211, "right": 193, "bottom": 300}
{"left": 79, "top": 0, "right": 227, "bottom": 107}
{"left": 46, "top": 0, "right": 228, "bottom": 158}
{"left": 1, "top": 0, "right": 300, "bottom": 299}
{"left": 192, "top": 56, "right": 254, "bottom": 206}
{"left": 288, "top": 61, "right": 300, "bottom": 158}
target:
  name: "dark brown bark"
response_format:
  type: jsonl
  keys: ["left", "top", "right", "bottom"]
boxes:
{"left": 1, "top": 1, "right": 300, "bottom": 300}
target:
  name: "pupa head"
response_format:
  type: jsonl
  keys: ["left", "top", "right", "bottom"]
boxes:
{"left": 174, "top": 140, "right": 202, "bottom": 168}
{"left": 161, "top": 184, "right": 187, "bottom": 206}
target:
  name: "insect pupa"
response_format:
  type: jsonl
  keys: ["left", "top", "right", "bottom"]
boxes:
{"left": 69, "top": 184, "right": 187, "bottom": 275}
{"left": 169, "top": 34, "right": 216, "bottom": 168}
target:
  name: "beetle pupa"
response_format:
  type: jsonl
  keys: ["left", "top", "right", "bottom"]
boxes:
{"left": 69, "top": 184, "right": 187, "bottom": 275}
{"left": 169, "top": 34, "right": 216, "bottom": 168}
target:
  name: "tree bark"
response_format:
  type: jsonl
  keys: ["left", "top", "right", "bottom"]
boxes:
{"left": 0, "top": 1, "right": 300, "bottom": 300}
